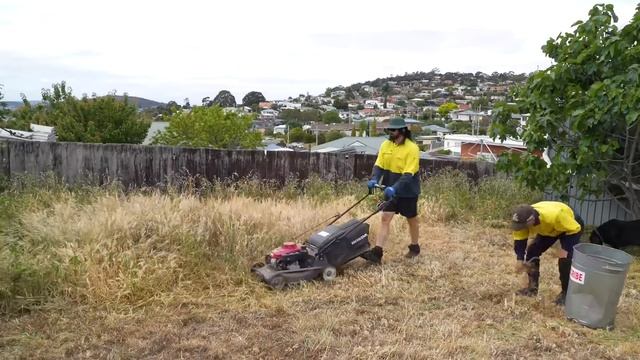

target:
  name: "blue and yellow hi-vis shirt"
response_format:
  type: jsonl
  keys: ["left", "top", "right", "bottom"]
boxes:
{"left": 512, "top": 201, "right": 582, "bottom": 240}
{"left": 372, "top": 138, "right": 421, "bottom": 198}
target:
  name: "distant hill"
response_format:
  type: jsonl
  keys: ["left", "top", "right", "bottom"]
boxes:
{"left": 331, "top": 70, "right": 530, "bottom": 94}
{"left": 2, "top": 96, "right": 165, "bottom": 111}
{"left": 3, "top": 101, "right": 41, "bottom": 111}
{"left": 112, "top": 96, "right": 166, "bottom": 109}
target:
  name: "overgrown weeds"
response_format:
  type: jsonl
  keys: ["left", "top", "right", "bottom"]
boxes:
{"left": 0, "top": 169, "right": 539, "bottom": 314}
{"left": 423, "top": 168, "right": 542, "bottom": 224}
{"left": 0, "top": 171, "right": 638, "bottom": 359}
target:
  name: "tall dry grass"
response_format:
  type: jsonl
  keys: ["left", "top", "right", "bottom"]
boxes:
{"left": 0, "top": 170, "right": 536, "bottom": 313}
{"left": 2, "top": 171, "right": 638, "bottom": 359}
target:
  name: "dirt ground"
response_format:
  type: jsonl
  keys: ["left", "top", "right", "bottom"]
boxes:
{"left": 2, "top": 220, "right": 639, "bottom": 360}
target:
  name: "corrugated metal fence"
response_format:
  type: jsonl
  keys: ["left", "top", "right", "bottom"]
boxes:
{"left": 544, "top": 187, "right": 634, "bottom": 227}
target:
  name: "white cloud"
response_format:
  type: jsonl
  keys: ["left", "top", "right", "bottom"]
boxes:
{"left": 1, "top": 0, "right": 638, "bottom": 103}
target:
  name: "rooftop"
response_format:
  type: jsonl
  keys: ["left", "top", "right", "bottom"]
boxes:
{"left": 443, "top": 134, "right": 525, "bottom": 148}
{"left": 311, "top": 136, "right": 387, "bottom": 155}
{"left": 423, "top": 125, "right": 451, "bottom": 133}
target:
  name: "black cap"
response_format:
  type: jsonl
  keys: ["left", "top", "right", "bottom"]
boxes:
{"left": 511, "top": 204, "right": 536, "bottom": 230}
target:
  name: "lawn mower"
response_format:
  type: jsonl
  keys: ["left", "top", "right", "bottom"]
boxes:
{"left": 250, "top": 185, "right": 390, "bottom": 289}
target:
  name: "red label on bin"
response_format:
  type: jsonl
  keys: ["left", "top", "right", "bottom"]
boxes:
{"left": 570, "top": 266, "right": 585, "bottom": 284}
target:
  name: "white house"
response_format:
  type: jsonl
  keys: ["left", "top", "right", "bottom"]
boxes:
{"left": 260, "top": 109, "right": 279, "bottom": 119}
{"left": 415, "top": 91, "right": 432, "bottom": 98}
{"left": 450, "top": 110, "right": 485, "bottom": 122}
{"left": 273, "top": 124, "right": 287, "bottom": 135}
{"left": 330, "top": 90, "right": 346, "bottom": 98}
{"left": 511, "top": 113, "right": 530, "bottom": 133}
{"left": 360, "top": 85, "right": 374, "bottom": 93}
{"left": 280, "top": 102, "right": 302, "bottom": 110}
{"left": 338, "top": 111, "right": 351, "bottom": 120}
{"left": 364, "top": 99, "right": 382, "bottom": 109}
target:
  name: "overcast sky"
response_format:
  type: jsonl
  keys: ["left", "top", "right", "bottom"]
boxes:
{"left": 1, "top": 0, "right": 638, "bottom": 104}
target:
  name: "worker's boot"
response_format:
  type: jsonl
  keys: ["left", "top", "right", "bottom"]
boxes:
{"left": 554, "top": 258, "right": 571, "bottom": 306}
{"left": 361, "top": 246, "right": 383, "bottom": 265}
{"left": 405, "top": 244, "right": 420, "bottom": 258}
{"left": 516, "top": 259, "right": 540, "bottom": 297}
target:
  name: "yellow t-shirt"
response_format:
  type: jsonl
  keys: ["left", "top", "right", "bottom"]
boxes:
{"left": 373, "top": 139, "right": 420, "bottom": 197}
{"left": 512, "top": 201, "right": 582, "bottom": 240}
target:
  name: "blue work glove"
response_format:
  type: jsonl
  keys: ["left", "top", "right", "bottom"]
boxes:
{"left": 383, "top": 186, "right": 396, "bottom": 199}
{"left": 367, "top": 179, "right": 378, "bottom": 190}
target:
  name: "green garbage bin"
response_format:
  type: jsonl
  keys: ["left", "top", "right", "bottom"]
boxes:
{"left": 565, "top": 243, "right": 634, "bottom": 329}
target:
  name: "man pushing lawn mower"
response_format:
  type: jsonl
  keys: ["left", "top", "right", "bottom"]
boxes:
{"left": 361, "top": 117, "right": 422, "bottom": 264}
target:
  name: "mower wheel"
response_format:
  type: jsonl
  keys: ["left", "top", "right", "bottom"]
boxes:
{"left": 269, "top": 275, "right": 286, "bottom": 290}
{"left": 250, "top": 262, "right": 264, "bottom": 272}
{"left": 322, "top": 266, "right": 337, "bottom": 282}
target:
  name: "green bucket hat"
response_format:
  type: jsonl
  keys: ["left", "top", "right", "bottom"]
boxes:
{"left": 385, "top": 118, "right": 407, "bottom": 130}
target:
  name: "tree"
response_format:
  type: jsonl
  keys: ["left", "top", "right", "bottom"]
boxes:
{"left": 369, "top": 121, "right": 377, "bottom": 136}
{"left": 448, "top": 121, "right": 472, "bottom": 134}
{"left": 212, "top": 90, "right": 236, "bottom": 108}
{"left": 53, "top": 95, "right": 150, "bottom": 144}
{"left": 424, "top": 118, "right": 445, "bottom": 127}
{"left": 303, "top": 132, "right": 316, "bottom": 143}
{"left": 491, "top": 4, "right": 640, "bottom": 217}
{"left": 4, "top": 94, "right": 48, "bottom": 130}
{"left": 325, "top": 130, "right": 344, "bottom": 142}
{"left": 0, "top": 84, "right": 9, "bottom": 123}
{"left": 166, "top": 101, "right": 181, "bottom": 114}
{"left": 438, "top": 102, "right": 458, "bottom": 120}
{"left": 358, "top": 121, "right": 368, "bottom": 136}
{"left": 420, "top": 109, "right": 438, "bottom": 122}
{"left": 242, "top": 91, "right": 266, "bottom": 107}
{"left": 410, "top": 124, "right": 423, "bottom": 136}
{"left": 288, "top": 127, "right": 307, "bottom": 143}
{"left": 322, "top": 111, "right": 340, "bottom": 124}
{"left": 279, "top": 109, "right": 321, "bottom": 123}
{"left": 182, "top": 98, "right": 191, "bottom": 109}
{"left": 396, "top": 100, "right": 407, "bottom": 107}
{"left": 11, "top": 82, "right": 150, "bottom": 143}
{"left": 332, "top": 98, "right": 348, "bottom": 110}
{"left": 351, "top": 125, "right": 356, "bottom": 136}
{"left": 472, "top": 96, "right": 490, "bottom": 109}
{"left": 381, "top": 82, "right": 391, "bottom": 109}
{"left": 152, "top": 106, "right": 261, "bottom": 149}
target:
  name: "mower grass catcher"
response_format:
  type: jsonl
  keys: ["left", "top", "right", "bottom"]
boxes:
{"left": 251, "top": 186, "right": 388, "bottom": 289}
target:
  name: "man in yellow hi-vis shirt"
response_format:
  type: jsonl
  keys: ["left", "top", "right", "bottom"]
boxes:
{"left": 362, "top": 118, "right": 421, "bottom": 264}
{"left": 511, "top": 201, "right": 584, "bottom": 305}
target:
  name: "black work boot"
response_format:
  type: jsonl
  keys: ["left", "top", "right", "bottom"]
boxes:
{"left": 555, "top": 258, "right": 571, "bottom": 306}
{"left": 405, "top": 244, "right": 420, "bottom": 258}
{"left": 361, "top": 246, "right": 383, "bottom": 264}
{"left": 516, "top": 259, "right": 540, "bottom": 297}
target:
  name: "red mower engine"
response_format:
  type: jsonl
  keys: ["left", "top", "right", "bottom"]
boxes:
{"left": 266, "top": 242, "right": 312, "bottom": 270}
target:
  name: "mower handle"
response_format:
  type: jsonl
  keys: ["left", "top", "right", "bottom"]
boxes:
{"left": 368, "top": 183, "right": 386, "bottom": 195}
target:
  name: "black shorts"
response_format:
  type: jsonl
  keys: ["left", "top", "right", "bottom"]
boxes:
{"left": 383, "top": 197, "right": 418, "bottom": 218}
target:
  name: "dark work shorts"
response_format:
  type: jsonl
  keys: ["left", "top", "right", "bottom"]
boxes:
{"left": 383, "top": 197, "right": 418, "bottom": 218}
